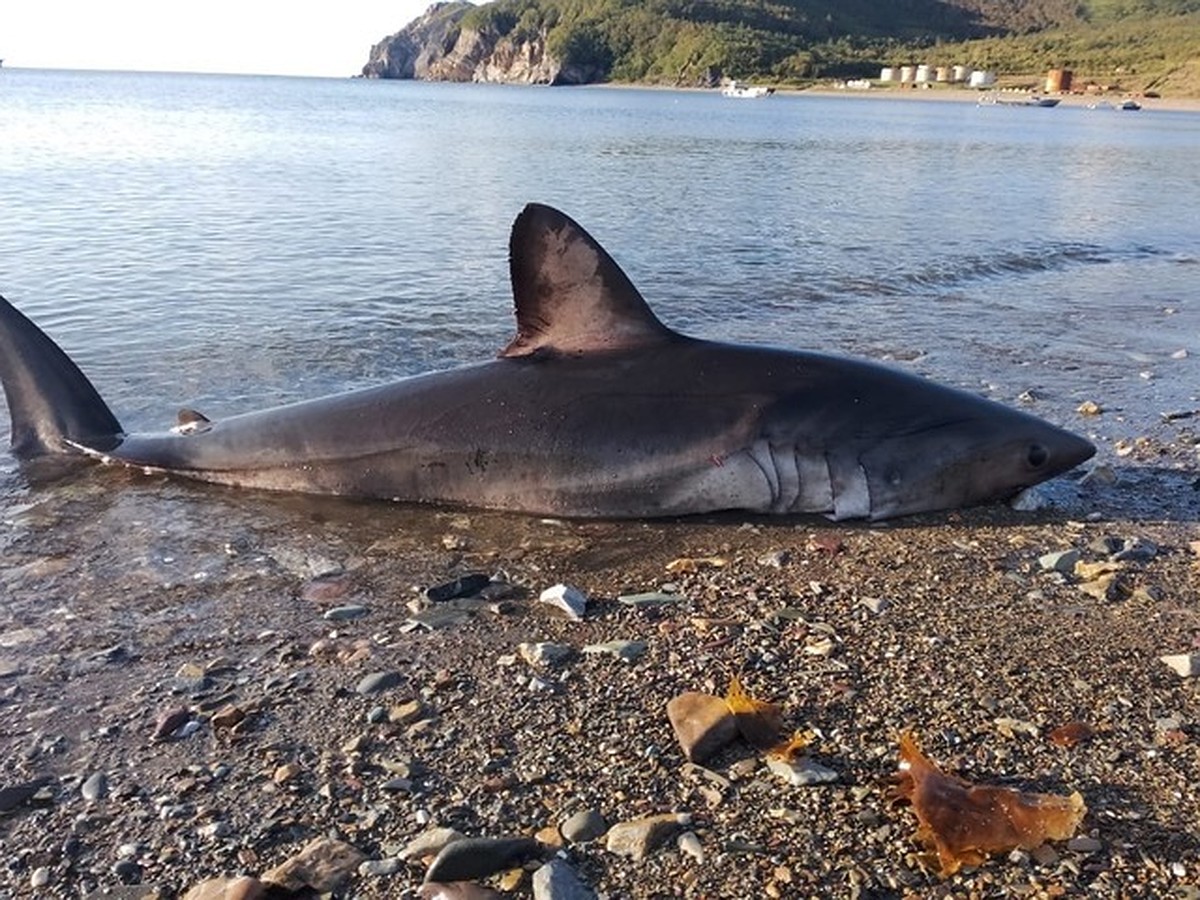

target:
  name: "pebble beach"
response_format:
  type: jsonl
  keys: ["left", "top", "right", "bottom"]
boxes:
{"left": 0, "top": 418, "right": 1197, "bottom": 899}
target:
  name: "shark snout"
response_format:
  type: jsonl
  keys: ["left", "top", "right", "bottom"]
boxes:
{"left": 1038, "top": 426, "right": 1096, "bottom": 478}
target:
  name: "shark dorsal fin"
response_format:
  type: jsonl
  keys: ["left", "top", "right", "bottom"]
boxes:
{"left": 501, "top": 203, "right": 675, "bottom": 358}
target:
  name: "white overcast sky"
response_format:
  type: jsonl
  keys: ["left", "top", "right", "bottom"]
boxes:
{"left": 1, "top": 1, "right": 438, "bottom": 77}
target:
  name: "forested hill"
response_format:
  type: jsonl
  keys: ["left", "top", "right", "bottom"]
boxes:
{"left": 362, "top": 0, "right": 1200, "bottom": 91}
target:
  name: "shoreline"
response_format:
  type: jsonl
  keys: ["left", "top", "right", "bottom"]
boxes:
{"left": 795, "top": 84, "right": 1200, "bottom": 113}
{"left": 592, "top": 79, "right": 1200, "bottom": 112}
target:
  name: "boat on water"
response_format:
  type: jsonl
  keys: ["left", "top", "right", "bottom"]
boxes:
{"left": 978, "top": 93, "right": 1061, "bottom": 108}
{"left": 722, "top": 81, "right": 774, "bottom": 99}
{"left": 1120, "top": 99, "right": 1142, "bottom": 111}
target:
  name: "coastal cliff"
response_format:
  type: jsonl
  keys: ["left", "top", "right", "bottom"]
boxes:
{"left": 361, "top": 2, "right": 603, "bottom": 85}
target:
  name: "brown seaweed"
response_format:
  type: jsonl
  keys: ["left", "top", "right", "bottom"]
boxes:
{"left": 892, "top": 732, "right": 1087, "bottom": 876}
{"left": 725, "top": 676, "right": 783, "bottom": 750}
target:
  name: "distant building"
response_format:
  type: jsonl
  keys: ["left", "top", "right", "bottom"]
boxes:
{"left": 900, "top": 65, "right": 915, "bottom": 83}
{"left": 880, "top": 67, "right": 896, "bottom": 82}
{"left": 935, "top": 67, "right": 951, "bottom": 83}
{"left": 1046, "top": 69, "right": 1073, "bottom": 93}
{"left": 952, "top": 65, "right": 970, "bottom": 83}
{"left": 969, "top": 70, "right": 997, "bottom": 89}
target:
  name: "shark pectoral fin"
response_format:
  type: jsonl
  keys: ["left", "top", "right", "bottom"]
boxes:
{"left": 501, "top": 203, "right": 678, "bottom": 358}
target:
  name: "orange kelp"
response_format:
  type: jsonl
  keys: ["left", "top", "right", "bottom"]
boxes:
{"left": 892, "top": 733, "right": 1087, "bottom": 876}
{"left": 724, "top": 677, "right": 814, "bottom": 760}
{"left": 725, "top": 676, "right": 783, "bottom": 750}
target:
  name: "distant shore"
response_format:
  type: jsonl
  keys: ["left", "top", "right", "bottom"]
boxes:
{"left": 794, "top": 84, "right": 1200, "bottom": 112}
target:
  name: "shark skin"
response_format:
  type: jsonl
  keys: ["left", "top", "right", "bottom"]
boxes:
{"left": 0, "top": 203, "right": 1094, "bottom": 520}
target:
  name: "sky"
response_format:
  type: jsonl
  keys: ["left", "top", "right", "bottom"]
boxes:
{"left": 1, "top": 1, "right": 438, "bottom": 78}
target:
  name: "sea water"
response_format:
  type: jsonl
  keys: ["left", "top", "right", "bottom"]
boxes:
{"left": 1, "top": 69, "right": 1198, "bottom": 521}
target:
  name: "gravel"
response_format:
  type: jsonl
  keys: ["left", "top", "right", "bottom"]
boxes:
{"left": 0, "top": 453, "right": 1197, "bottom": 897}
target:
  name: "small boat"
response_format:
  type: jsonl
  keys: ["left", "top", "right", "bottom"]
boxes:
{"left": 978, "top": 93, "right": 1060, "bottom": 108}
{"left": 722, "top": 81, "right": 774, "bottom": 99}
{"left": 1120, "top": 99, "right": 1142, "bottom": 111}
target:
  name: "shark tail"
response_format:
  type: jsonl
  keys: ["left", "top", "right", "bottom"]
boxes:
{"left": 0, "top": 295, "right": 123, "bottom": 459}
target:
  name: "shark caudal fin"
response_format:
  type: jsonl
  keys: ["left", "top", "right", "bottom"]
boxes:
{"left": 0, "top": 295, "right": 123, "bottom": 459}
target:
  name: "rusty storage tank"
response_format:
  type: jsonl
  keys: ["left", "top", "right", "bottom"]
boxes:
{"left": 1046, "top": 69, "right": 1073, "bottom": 93}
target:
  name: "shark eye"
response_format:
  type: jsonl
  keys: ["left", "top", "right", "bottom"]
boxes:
{"left": 1027, "top": 444, "right": 1049, "bottom": 469}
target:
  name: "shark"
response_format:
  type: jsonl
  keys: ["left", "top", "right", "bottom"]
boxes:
{"left": 0, "top": 203, "right": 1094, "bottom": 520}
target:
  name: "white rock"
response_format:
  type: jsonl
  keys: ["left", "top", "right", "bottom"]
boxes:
{"left": 539, "top": 584, "right": 588, "bottom": 620}
{"left": 519, "top": 642, "right": 574, "bottom": 667}
{"left": 1011, "top": 485, "right": 1051, "bottom": 511}
{"left": 1160, "top": 653, "right": 1200, "bottom": 678}
{"left": 676, "top": 830, "right": 705, "bottom": 863}
{"left": 766, "top": 756, "right": 839, "bottom": 786}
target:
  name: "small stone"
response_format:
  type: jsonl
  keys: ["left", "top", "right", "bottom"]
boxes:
{"left": 388, "top": 699, "right": 425, "bottom": 725}
{"left": 666, "top": 692, "right": 738, "bottom": 764}
{"left": 757, "top": 550, "right": 790, "bottom": 568}
{"left": 1113, "top": 538, "right": 1158, "bottom": 562}
{"left": 582, "top": 640, "right": 648, "bottom": 663}
{"left": 425, "top": 573, "right": 492, "bottom": 603}
{"left": 356, "top": 671, "right": 403, "bottom": 695}
{"left": 153, "top": 707, "right": 192, "bottom": 740}
{"left": 1077, "top": 400, "right": 1103, "bottom": 416}
{"left": 532, "top": 858, "right": 597, "bottom": 900}
{"left": 860, "top": 596, "right": 891, "bottom": 615}
{"left": 211, "top": 705, "right": 246, "bottom": 730}
{"left": 424, "top": 836, "right": 542, "bottom": 883}
{"left": 1011, "top": 486, "right": 1050, "bottom": 511}
{"left": 1067, "top": 836, "right": 1102, "bottom": 853}
{"left": 1031, "top": 843, "right": 1060, "bottom": 866}
{"left": 302, "top": 573, "right": 352, "bottom": 603}
{"left": 113, "top": 859, "right": 143, "bottom": 884}
{"left": 359, "top": 857, "right": 404, "bottom": 877}
{"left": 418, "top": 883, "right": 504, "bottom": 900}
{"left": 261, "top": 837, "right": 366, "bottom": 892}
{"left": 182, "top": 875, "right": 267, "bottom": 899}
{"left": 560, "top": 808, "right": 608, "bottom": 844}
{"left": 616, "top": 591, "right": 685, "bottom": 607}
{"left": 519, "top": 642, "right": 575, "bottom": 667}
{"left": 1161, "top": 653, "right": 1200, "bottom": 678}
{"left": 273, "top": 762, "right": 303, "bottom": 784}
{"left": 1080, "top": 465, "right": 1117, "bottom": 486}
{"left": 323, "top": 604, "right": 369, "bottom": 621}
{"left": 765, "top": 756, "right": 839, "bottom": 786}
{"left": 399, "top": 827, "right": 465, "bottom": 862}
{"left": 1038, "top": 549, "right": 1081, "bottom": 573}
{"left": 30, "top": 866, "right": 51, "bottom": 889}
{"left": 677, "top": 831, "right": 705, "bottom": 863}
{"left": 605, "top": 813, "right": 691, "bottom": 861}
{"left": 198, "top": 821, "right": 232, "bottom": 840}
{"left": 81, "top": 771, "right": 109, "bottom": 802}
{"left": 539, "top": 584, "right": 587, "bottom": 620}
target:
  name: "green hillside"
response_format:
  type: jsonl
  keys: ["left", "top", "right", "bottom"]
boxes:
{"left": 455, "top": 0, "right": 1198, "bottom": 89}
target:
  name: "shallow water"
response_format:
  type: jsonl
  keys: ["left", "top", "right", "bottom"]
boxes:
{"left": 1, "top": 70, "right": 1198, "bottom": 530}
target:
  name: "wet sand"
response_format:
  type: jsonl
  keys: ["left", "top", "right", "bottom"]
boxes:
{"left": 0, "top": 430, "right": 1197, "bottom": 898}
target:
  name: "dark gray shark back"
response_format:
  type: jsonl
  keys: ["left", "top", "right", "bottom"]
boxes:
{"left": 0, "top": 295, "right": 123, "bottom": 458}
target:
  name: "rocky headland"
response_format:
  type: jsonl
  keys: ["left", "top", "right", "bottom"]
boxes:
{"left": 361, "top": 2, "right": 602, "bottom": 86}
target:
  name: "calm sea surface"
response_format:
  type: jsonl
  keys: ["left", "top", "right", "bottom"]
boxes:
{"left": 1, "top": 68, "right": 1198, "bottom": 521}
